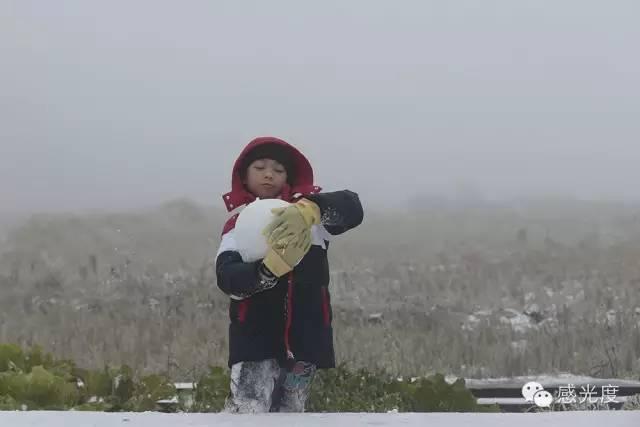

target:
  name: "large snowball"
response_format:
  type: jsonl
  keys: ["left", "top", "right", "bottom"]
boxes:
{"left": 234, "top": 198, "right": 291, "bottom": 262}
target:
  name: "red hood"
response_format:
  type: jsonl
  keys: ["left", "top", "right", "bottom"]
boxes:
{"left": 222, "top": 136, "right": 321, "bottom": 212}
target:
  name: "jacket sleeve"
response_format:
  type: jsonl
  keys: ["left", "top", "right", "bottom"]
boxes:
{"left": 216, "top": 250, "right": 277, "bottom": 299}
{"left": 305, "top": 189, "right": 364, "bottom": 236}
{"left": 215, "top": 215, "right": 280, "bottom": 299}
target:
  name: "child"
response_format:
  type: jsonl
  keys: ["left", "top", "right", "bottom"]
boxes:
{"left": 215, "top": 136, "right": 363, "bottom": 413}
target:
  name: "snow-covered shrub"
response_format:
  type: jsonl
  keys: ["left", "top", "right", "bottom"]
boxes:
{"left": 0, "top": 344, "right": 176, "bottom": 411}
{"left": 306, "top": 365, "right": 496, "bottom": 413}
{"left": 123, "top": 374, "right": 176, "bottom": 411}
{"left": 401, "top": 374, "right": 491, "bottom": 412}
{"left": 623, "top": 394, "right": 640, "bottom": 410}
{"left": 307, "top": 364, "right": 405, "bottom": 412}
{"left": 0, "top": 344, "right": 25, "bottom": 372}
{"left": 73, "top": 367, "right": 113, "bottom": 401}
{"left": 0, "top": 366, "right": 80, "bottom": 409}
{"left": 0, "top": 394, "right": 20, "bottom": 410}
{"left": 192, "top": 366, "right": 230, "bottom": 412}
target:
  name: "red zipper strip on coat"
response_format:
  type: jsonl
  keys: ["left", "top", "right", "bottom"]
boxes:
{"left": 321, "top": 287, "right": 330, "bottom": 326}
{"left": 238, "top": 300, "right": 249, "bottom": 323}
{"left": 284, "top": 272, "right": 295, "bottom": 361}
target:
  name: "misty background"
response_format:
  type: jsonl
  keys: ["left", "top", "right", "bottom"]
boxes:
{"left": 2, "top": 0, "right": 640, "bottom": 216}
{"left": 2, "top": 1, "right": 640, "bottom": 382}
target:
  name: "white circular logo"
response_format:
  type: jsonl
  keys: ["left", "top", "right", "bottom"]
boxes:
{"left": 521, "top": 382, "right": 544, "bottom": 402}
{"left": 533, "top": 390, "right": 553, "bottom": 408}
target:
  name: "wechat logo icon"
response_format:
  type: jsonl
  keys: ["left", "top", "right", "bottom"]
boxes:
{"left": 521, "top": 382, "right": 553, "bottom": 408}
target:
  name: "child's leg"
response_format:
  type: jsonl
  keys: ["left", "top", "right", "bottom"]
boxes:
{"left": 274, "top": 361, "right": 317, "bottom": 412}
{"left": 223, "top": 359, "right": 280, "bottom": 413}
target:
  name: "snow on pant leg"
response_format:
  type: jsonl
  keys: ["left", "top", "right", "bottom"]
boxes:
{"left": 223, "top": 359, "right": 280, "bottom": 413}
{"left": 277, "top": 361, "right": 317, "bottom": 413}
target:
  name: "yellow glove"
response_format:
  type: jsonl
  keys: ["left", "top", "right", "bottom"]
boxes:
{"left": 261, "top": 198, "right": 321, "bottom": 247}
{"left": 262, "top": 228, "right": 312, "bottom": 277}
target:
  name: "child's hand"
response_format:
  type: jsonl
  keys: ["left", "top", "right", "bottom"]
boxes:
{"left": 262, "top": 199, "right": 320, "bottom": 247}
{"left": 262, "top": 228, "right": 312, "bottom": 277}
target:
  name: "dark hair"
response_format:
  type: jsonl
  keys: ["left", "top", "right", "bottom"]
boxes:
{"left": 240, "top": 143, "right": 295, "bottom": 183}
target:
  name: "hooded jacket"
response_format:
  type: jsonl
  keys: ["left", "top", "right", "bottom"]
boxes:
{"left": 215, "top": 136, "right": 363, "bottom": 368}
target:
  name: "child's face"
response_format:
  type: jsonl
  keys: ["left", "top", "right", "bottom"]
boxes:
{"left": 243, "top": 158, "right": 288, "bottom": 199}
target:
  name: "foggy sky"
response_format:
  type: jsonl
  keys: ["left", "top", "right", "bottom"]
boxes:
{"left": 2, "top": 0, "right": 639, "bottom": 213}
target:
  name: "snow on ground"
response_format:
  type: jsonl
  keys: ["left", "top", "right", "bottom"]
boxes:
{"left": 1, "top": 411, "right": 638, "bottom": 427}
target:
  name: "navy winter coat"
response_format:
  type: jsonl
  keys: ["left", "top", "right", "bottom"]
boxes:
{"left": 215, "top": 137, "right": 363, "bottom": 368}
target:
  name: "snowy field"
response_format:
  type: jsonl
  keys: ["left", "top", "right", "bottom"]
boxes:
{"left": 1, "top": 411, "right": 638, "bottom": 427}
